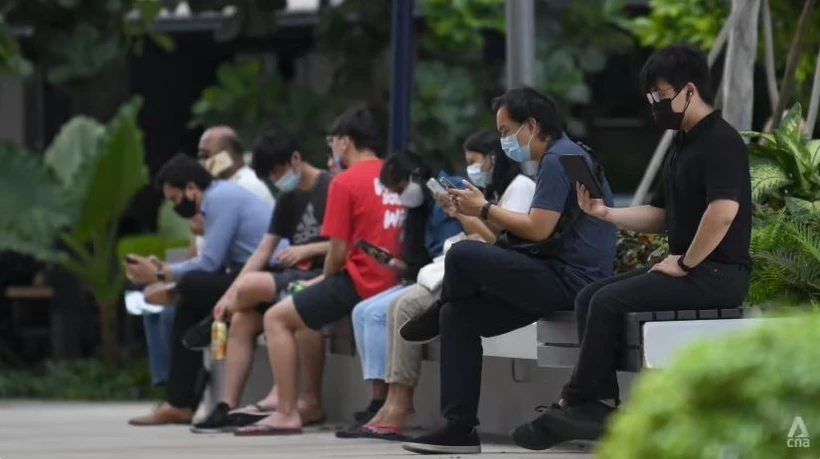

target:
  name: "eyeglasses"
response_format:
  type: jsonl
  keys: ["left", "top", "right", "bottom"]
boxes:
{"left": 646, "top": 88, "right": 679, "bottom": 104}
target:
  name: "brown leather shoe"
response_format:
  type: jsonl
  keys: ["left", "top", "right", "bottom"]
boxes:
{"left": 128, "top": 402, "right": 193, "bottom": 426}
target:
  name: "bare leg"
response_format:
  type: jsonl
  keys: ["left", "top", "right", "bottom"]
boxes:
{"left": 295, "top": 328, "right": 326, "bottom": 422}
{"left": 256, "top": 297, "right": 304, "bottom": 428}
{"left": 375, "top": 383, "right": 415, "bottom": 427}
{"left": 222, "top": 310, "right": 263, "bottom": 408}
{"left": 229, "top": 272, "right": 277, "bottom": 315}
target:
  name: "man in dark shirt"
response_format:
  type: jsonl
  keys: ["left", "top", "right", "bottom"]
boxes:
{"left": 512, "top": 44, "right": 752, "bottom": 450}
{"left": 189, "top": 130, "right": 332, "bottom": 433}
{"left": 399, "top": 88, "right": 617, "bottom": 455}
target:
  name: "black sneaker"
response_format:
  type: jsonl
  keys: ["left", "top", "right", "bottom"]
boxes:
{"left": 532, "top": 401, "right": 615, "bottom": 441}
{"left": 512, "top": 403, "right": 572, "bottom": 450}
{"left": 190, "top": 402, "right": 236, "bottom": 434}
{"left": 402, "top": 423, "right": 481, "bottom": 455}
{"left": 399, "top": 300, "right": 443, "bottom": 344}
{"left": 183, "top": 316, "right": 214, "bottom": 350}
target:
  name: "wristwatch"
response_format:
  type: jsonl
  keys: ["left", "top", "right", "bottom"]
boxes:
{"left": 677, "top": 257, "right": 693, "bottom": 273}
{"left": 480, "top": 201, "right": 493, "bottom": 220}
{"left": 152, "top": 259, "right": 166, "bottom": 282}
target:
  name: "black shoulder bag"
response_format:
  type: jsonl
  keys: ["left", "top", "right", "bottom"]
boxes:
{"left": 494, "top": 141, "right": 605, "bottom": 260}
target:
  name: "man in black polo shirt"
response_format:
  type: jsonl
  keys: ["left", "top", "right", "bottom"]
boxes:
{"left": 512, "top": 44, "right": 752, "bottom": 450}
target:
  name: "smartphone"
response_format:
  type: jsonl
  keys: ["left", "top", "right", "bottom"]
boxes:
{"left": 558, "top": 154, "right": 605, "bottom": 199}
{"left": 439, "top": 177, "right": 458, "bottom": 190}
{"left": 426, "top": 178, "right": 447, "bottom": 196}
{"left": 355, "top": 239, "right": 394, "bottom": 265}
{"left": 125, "top": 255, "right": 138, "bottom": 265}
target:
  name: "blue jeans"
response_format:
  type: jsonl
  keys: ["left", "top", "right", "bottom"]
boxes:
{"left": 351, "top": 284, "right": 413, "bottom": 381}
{"left": 143, "top": 307, "right": 176, "bottom": 386}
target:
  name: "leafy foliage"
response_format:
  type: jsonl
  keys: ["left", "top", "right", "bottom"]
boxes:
{"left": 614, "top": 230, "right": 668, "bottom": 274}
{"left": 0, "top": 355, "right": 162, "bottom": 400}
{"left": 419, "top": 0, "right": 504, "bottom": 58}
{"left": 743, "top": 103, "right": 820, "bottom": 217}
{"left": 0, "top": 0, "right": 171, "bottom": 86}
{"left": 189, "top": 57, "right": 335, "bottom": 162}
{"left": 748, "top": 210, "right": 820, "bottom": 306}
{"left": 597, "top": 311, "right": 820, "bottom": 459}
{"left": 0, "top": 98, "right": 147, "bottom": 366}
{"left": 608, "top": 0, "right": 820, "bottom": 102}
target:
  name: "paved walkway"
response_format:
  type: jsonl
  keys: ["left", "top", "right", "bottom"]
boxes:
{"left": 0, "top": 401, "right": 593, "bottom": 458}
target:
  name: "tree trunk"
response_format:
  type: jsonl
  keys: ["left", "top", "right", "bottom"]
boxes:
{"left": 771, "top": 0, "right": 817, "bottom": 130}
{"left": 721, "top": 0, "right": 760, "bottom": 131}
{"left": 760, "top": 0, "right": 779, "bottom": 110}
{"left": 97, "top": 299, "right": 120, "bottom": 369}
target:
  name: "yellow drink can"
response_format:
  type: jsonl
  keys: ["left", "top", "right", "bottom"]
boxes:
{"left": 211, "top": 320, "right": 227, "bottom": 361}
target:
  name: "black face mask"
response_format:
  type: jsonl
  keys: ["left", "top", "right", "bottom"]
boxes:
{"left": 173, "top": 196, "right": 197, "bottom": 219}
{"left": 651, "top": 89, "right": 691, "bottom": 130}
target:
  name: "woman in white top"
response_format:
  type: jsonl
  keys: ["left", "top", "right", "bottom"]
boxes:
{"left": 338, "top": 129, "right": 535, "bottom": 440}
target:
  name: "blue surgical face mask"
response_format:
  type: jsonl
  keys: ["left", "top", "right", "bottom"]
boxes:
{"left": 274, "top": 168, "right": 302, "bottom": 193}
{"left": 500, "top": 124, "right": 533, "bottom": 162}
{"left": 466, "top": 163, "right": 489, "bottom": 187}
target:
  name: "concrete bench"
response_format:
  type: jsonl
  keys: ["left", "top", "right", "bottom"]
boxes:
{"left": 537, "top": 307, "right": 761, "bottom": 372}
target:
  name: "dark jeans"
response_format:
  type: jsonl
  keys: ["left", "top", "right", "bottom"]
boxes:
{"left": 439, "top": 241, "right": 585, "bottom": 429}
{"left": 165, "top": 270, "right": 238, "bottom": 409}
{"left": 560, "top": 261, "right": 750, "bottom": 405}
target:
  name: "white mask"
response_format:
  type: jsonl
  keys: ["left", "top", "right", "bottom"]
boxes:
{"left": 399, "top": 182, "right": 425, "bottom": 208}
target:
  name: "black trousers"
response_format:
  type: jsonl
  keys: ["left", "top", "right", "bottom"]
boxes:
{"left": 165, "top": 270, "right": 238, "bottom": 409}
{"left": 560, "top": 261, "right": 750, "bottom": 405}
{"left": 439, "top": 241, "right": 586, "bottom": 429}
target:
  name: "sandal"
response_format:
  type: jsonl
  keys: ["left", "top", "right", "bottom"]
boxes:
{"left": 359, "top": 423, "right": 408, "bottom": 442}
{"left": 234, "top": 422, "right": 302, "bottom": 436}
{"left": 229, "top": 403, "right": 276, "bottom": 426}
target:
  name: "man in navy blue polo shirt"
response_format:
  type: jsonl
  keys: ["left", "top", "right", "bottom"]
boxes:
{"left": 399, "top": 88, "right": 617, "bottom": 455}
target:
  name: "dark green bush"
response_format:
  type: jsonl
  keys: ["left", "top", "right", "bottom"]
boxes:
{"left": 0, "top": 355, "right": 162, "bottom": 401}
{"left": 598, "top": 313, "right": 820, "bottom": 459}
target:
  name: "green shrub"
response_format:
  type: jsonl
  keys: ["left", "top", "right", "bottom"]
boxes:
{"left": 748, "top": 210, "right": 820, "bottom": 307}
{"left": 0, "top": 355, "right": 162, "bottom": 401}
{"left": 598, "top": 312, "right": 820, "bottom": 459}
{"left": 614, "top": 230, "right": 668, "bottom": 274}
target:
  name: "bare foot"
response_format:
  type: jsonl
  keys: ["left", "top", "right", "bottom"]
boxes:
{"left": 256, "top": 411, "right": 302, "bottom": 429}
{"left": 297, "top": 399, "right": 325, "bottom": 424}
{"left": 370, "top": 404, "right": 414, "bottom": 428}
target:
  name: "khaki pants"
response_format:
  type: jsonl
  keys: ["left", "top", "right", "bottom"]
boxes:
{"left": 384, "top": 283, "right": 440, "bottom": 386}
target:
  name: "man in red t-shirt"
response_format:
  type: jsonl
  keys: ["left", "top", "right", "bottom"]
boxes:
{"left": 236, "top": 106, "right": 405, "bottom": 435}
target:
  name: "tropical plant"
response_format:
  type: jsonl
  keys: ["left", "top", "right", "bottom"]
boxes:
{"left": 0, "top": 0, "right": 171, "bottom": 85}
{"left": 0, "top": 98, "right": 147, "bottom": 367}
{"left": 742, "top": 103, "right": 820, "bottom": 218}
{"left": 598, "top": 311, "right": 820, "bottom": 459}
{"left": 614, "top": 230, "right": 668, "bottom": 274}
{"left": 189, "top": 56, "right": 336, "bottom": 163}
{"left": 606, "top": 0, "right": 820, "bottom": 101}
{"left": 748, "top": 210, "right": 820, "bottom": 306}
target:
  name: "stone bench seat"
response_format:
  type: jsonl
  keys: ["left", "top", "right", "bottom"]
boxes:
{"left": 537, "top": 307, "right": 759, "bottom": 372}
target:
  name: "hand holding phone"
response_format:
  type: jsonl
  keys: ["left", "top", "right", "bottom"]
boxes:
{"left": 439, "top": 177, "right": 458, "bottom": 190}
{"left": 426, "top": 178, "right": 447, "bottom": 196}
{"left": 558, "top": 155, "right": 605, "bottom": 199}
{"left": 356, "top": 239, "right": 394, "bottom": 265}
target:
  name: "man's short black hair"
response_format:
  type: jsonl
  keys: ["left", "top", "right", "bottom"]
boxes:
{"left": 155, "top": 154, "right": 213, "bottom": 190}
{"left": 640, "top": 43, "right": 714, "bottom": 104}
{"left": 491, "top": 87, "right": 563, "bottom": 140}
{"left": 251, "top": 130, "right": 301, "bottom": 178}
{"left": 328, "top": 105, "right": 382, "bottom": 154}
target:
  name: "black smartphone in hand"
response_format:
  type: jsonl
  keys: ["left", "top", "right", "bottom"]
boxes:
{"left": 355, "top": 239, "right": 394, "bottom": 265}
{"left": 125, "top": 255, "right": 139, "bottom": 265}
{"left": 439, "top": 177, "right": 458, "bottom": 190}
